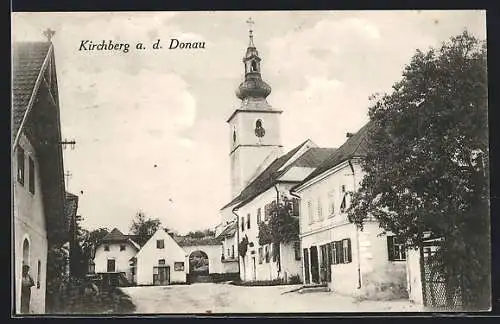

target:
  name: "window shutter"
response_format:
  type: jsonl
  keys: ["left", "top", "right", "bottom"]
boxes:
{"left": 346, "top": 239, "right": 352, "bottom": 263}
{"left": 292, "top": 198, "right": 300, "bottom": 216}
{"left": 387, "top": 236, "right": 394, "bottom": 261}
{"left": 336, "top": 241, "right": 344, "bottom": 264}
{"left": 327, "top": 243, "right": 333, "bottom": 265}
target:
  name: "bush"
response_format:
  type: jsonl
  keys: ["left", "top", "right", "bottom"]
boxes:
{"left": 288, "top": 274, "right": 302, "bottom": 285}
{"left": 48, "top": 280, "right": 136, "bottom": 314}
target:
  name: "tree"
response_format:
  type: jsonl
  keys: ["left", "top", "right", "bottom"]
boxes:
{"left": 258, "top": 197, "right": 300, "bottom": 270}
{"left": 347, "top": 31, "right": 489, "bottom": 309}
{"left": 80, "top": 227, "right": 109, "bottom": 263}
{"left": 129, "top": 211, "right": 162, "bottom": 246}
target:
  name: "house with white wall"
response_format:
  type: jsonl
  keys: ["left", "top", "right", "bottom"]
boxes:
{"left": 13, "top": 39, "right": 69, "bottom": 314}
{"left": 93, "top": 228, "right": 140, "bottom": 285}
{"left": 222, "top": 140, "right": 335, "bottom": 282}
{"left": 292, "top": 123, "right": 408, "bottom": 299}
{"left": 135, "top": 228, "right": 188, "bottom": 285}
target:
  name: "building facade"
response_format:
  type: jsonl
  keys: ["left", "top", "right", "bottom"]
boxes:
{"left": 293, "top": 124, "right": 408, "bottom": 298}
{"left": 13, "top": 40, "right": 68, "bottom": 314}
{"left": 93, "top": 228, "right": 140, "bottom": 285}
{"left": 135, "top": 228, "right": 188, "bottom": 285}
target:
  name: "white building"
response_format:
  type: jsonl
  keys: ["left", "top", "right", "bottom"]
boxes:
{"left": 135, "top": 228, "right": 188, "bottom": 285}
{"left": 292, "top": 123, "right": 408, "bottom": 298}
{"left": 223, "top": 140, "right": 335, "bottom": 282}
{"left": 93, "top": 228, "right": 140, "bottom": 285}
{"left": 13, "top": 40, "right": 69, "bottom": 314}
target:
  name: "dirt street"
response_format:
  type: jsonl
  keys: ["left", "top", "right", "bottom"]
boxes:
{"left": 120, "top": 283, "right": 424, "bottom": 313}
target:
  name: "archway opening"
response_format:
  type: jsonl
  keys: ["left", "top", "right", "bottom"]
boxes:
{"left": 188, "top": 250, "right": 210, "bottom": 283}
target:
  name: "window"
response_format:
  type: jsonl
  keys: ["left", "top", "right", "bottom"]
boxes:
{"left": 17, "top": 147, "right": 25, "bottom": 185}
{"left": 328, "top": 190, "right": 335, "bottom": 217}
{"left": 265, "top": 245, "right": 270, "bottom": 263}
{"left": 340, "top": 185, "right": 347, "bottom": 213}
{"left": 331, "top": 239, "right": 352, "bottom": 264}
{"left": 231, "top": 245, "right": 235, "bottom": 258}
{"left": 227, "top": 248, "right": 230, "bottom": 256}
{"left": 120, "top": 244, "right": 126, "bottom": 251}
{"left": 307, "top": 201, "right": 313, "bottom": 224}
{"left": 294, "top": 241, "right": 301, "bottom": 261}
{"left": 247, "top": 213, "right": 251, "bottom": 229}
{"left": 241, "top": 217, "right": 245, "bottom": 232}
{"left": 264, "top": 204, "right": 270, "bottom": 221}
{"left": 342, "top": 239, "right": 352, "bottom": 263}
{"left": 107, "top": 259, "right": 116, "bottom": 272}
{"left": 257, "top": 208, "right": 262, "bottom": 224}
{"left": 387, "top": 236, "right": 406, "bottom": 261}
{"left": 37, "top": 260, "right": 41, "bottom": 289}
{"left": 174, "top": 262, "right": 185, "bottom": 271}
{"left": 158, "top": 259, "right": 165, "bottom": 265}
{"left": 258, "top": 247, "right": 263, "bottom": 264}
{"left": 28, "top": 157, "right": 35, "bottom": 194}
{"left": 156, "top": 239, "right": 165, "bottom": 249}
{"left": 292, "top": 198, "right": 300, "bottom": 216}
{"left": 317, "top": 197, "right": 323, "bottom": 221}
{"left": 104, "top": 245, "right": 110, "bottom": 251}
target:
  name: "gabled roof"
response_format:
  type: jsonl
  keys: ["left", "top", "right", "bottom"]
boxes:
{"left": 101, "top": 228, "right": 128, "bottom": 242}
{"left": 100, "top": 228, "right": 140, "bottom": 250}
{"left": 216, "top": 222, "right": 237, "bottom": 239}
{"left": 296, "top": 122, "right": 372, "bottom": 188}
{"left": 12, "top": 42, "right": 52, "bottom": 145}
{"left": 221, "top": 141, "right": 335, "bottom": 211}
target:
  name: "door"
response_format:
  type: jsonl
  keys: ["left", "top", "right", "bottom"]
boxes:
{"left": 154, "top": 266, "right": 170, "bottom": 286}
{"left": 107, "top": 259, "right": 116, "bottom": 272}
{"left": 158, "top": 266, "right": 170, "bottom": 285}
{"left": 252, "top": 257, "right": 257, "bottom": 281}
{"left": 310, "top": 246, "right": 320, "bottom": 283}
{"left": 303, "top": 248, "right": 310, "bottom": 284}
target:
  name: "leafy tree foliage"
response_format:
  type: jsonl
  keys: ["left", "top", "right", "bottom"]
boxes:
{"left": 258, "top": 197, "right": 299, "bottom": 246}
{"left": 347, "top": 31, "right": 489, "bottom": 309}
{"left": 129, "top": 211, "right": 162, "bottom": 246}
{"left": 186, "top": 229, "right": 216, "bottom": 238}
{"left": 238, "top": 235, "right": 249, "bottom": 258}
{"left": 80, "top": 227, "right": 109, "bottom": 262}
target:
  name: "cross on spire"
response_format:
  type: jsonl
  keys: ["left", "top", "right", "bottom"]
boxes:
{"left": 43, "top": 29, "right": 56, "bottom": 42}
{"left": 246, "top": 17, "right": 255, "bottom": 36}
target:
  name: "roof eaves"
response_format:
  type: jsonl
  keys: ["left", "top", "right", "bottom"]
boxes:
{"left": 12, "top": 43, "right": 53, "bottom": 149}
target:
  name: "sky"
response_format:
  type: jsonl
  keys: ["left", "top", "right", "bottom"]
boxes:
{"left": 11, "top": 11, "right": 486, "bottom": 235}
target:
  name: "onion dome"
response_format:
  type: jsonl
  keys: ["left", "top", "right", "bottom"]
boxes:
{"left": 235, "top": 19, "right": 272, "bottom": 101}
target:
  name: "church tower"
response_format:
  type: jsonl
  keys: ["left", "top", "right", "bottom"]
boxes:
{"left": 228, "top": 19, "right": 283, "bottom": 198}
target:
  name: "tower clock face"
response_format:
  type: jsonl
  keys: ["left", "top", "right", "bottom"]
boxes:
{"left": 255, "top": 119, "right": 265, "bottom": 138}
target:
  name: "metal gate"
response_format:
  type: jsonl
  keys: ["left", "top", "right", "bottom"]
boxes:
{"left": 422, "top": 244, "right": 463, "bottom": 310}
